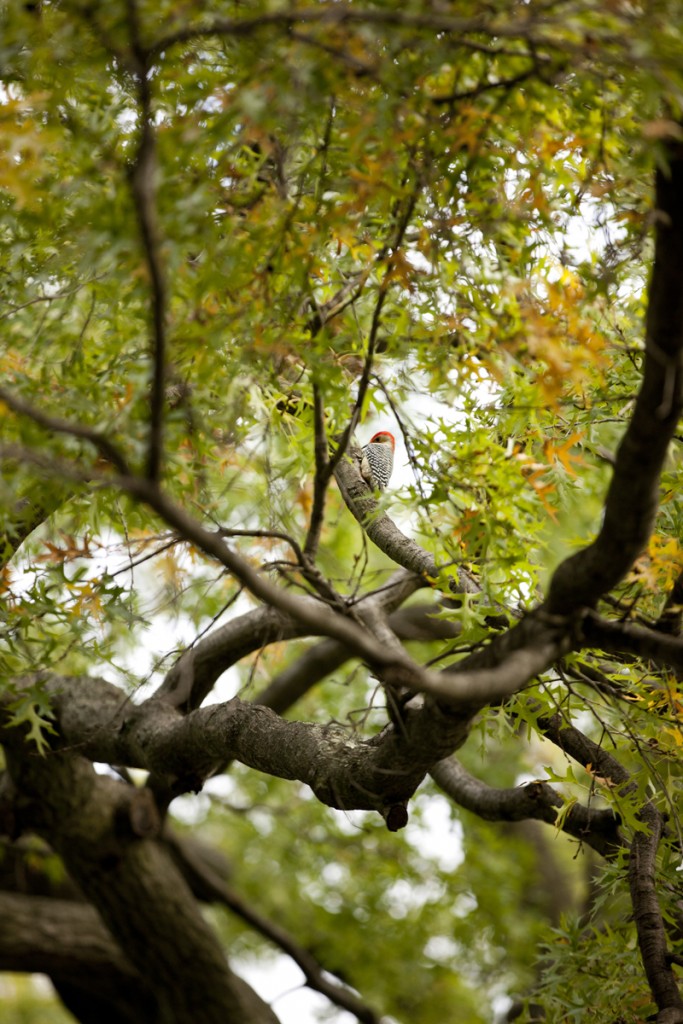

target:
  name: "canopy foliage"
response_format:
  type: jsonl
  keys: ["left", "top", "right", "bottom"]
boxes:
{"left": 2, "top": 2, "right": 683, "bottom": 1023}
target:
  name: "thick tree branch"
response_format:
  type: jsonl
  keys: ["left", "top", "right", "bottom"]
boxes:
{"left": 8, "top": 621, "right": 581, "bottom": 824}
{"left": 581, "top": 610, "right": 683, "bottom": 673}
{"left": 0, "top": 892, "right": 159, "bottom": 1024}
{"left": 156, "top": 570, "right": 423, "bottom": 710}
{"left": 156, "top": 605, "right": 301, "bottom": 710}
{"left": 255, "top": 600, "right": 461, "bottom": 714}
{"left": 26, "top": 673, "right": 471, "bottom": 814}
{"left": 0, "top": 892, "right": 134, "bottom": 976}
{"left": 431, "top": 757, "right": 622, "bottom": 859}
{"left": 0, "top": 823, "right": 379, "bottom": 1024}
{"left": 122, "top": 478, "right": 562, "bottom": 710}
{"left": 548, "top": 144, "right": 683, "bottom": 614}
{"left": 628, "top": 802, "right": 683, "bottom": 1022}
{"left": 537, "top": 711, "right": 634, "bottom": 792}
{"left": 254, "top": 635, "right": 354, "bottom": 713}
{"left": 656, "top": 567, "right": 683, "bottom": 636}
{"left": 125, "top": 476, "right": 422, "bottom": 675}
{"left": 1, "top": 728, "right": 279, "bottom": 1024}
{"left": 0, "top": 434, "right": 565, "bottom": 714}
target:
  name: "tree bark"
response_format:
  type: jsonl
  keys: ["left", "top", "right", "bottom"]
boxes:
{"left": 2, "top": 729, "right": 279, "bottom": 1024}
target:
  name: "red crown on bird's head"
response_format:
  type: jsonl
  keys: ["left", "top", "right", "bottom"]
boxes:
{"left": 368, "top": 431, "right": 395, "bottom": 449}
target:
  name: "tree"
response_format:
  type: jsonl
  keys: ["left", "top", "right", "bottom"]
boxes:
{"left": 1, "top": 1, "right": 683, "bottom": 1021}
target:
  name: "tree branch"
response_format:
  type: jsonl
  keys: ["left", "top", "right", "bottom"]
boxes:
{"left": 122, "top": 476, "right": 437, "bottom": 687}
{"left": 0, "top": 892, "right": 161, "bottom": 1023}
{"left": 127, "top": 0, "right": 167, "bottom": 483}
{"left": 148, "top": 7, "right": 569, "bottom": 61}
{"left": 168, "top": 832, "right": 381, "bottom": 1024}
{"left": 329, "top": 182, "right": 421, "bottom": 479}
{"left": 255, "top": 599, "right": 461, "bottom": 714}
{"left": 0, "top": 385, "right": 130, "bottom": 475}
{"left": 6, "top": 625, "right": 586, "bottom": 826}
{"left": 628, "top": 802, "right": 683, "bottom": 1022}
{"left": 431, "top": 64, "right": 542, "bottom": 103}
{"left": 156, "top": 605, "right": 300, "bottom": 710}
{"left": 25, "top": 672, "right": 471, "bottom": 814}
{"left": 333, "top": 444, "right": 480, "bottom": 594}
{"left": 548, "top": 142, "right": 683, "bottom": 614}
{"left": 0, "top": 486, "right": 74, "bottom": 572}
{"left": 0, "top": 892, "right": 135, "bottom": 977}
{"left": 581, "top": 610, "right": 683, "bottom": 673}
{"left": 431, "top": 757, "right": 622, "bottom": 859}
{"left": 537, "top": 710, "right": 634, "bottom": 792}
{"left": 0, "top": 438, "right": 562, "bottom": 714}
{"left": 656, "top": 567, "right": 683, "bottom": 636}
{"left": 302, "top": 380, "right": 331, "bottom": 560}
{"left": 122, "top": 477, "right": 538, "bottom": 708}
{"left": 1, "top": 728, "right": 279, "bottom": 1024}
{"left": 157, "top": 570, "right": 423, "bottom": 711}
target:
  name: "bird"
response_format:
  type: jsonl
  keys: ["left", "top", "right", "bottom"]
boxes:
{"left": 360, "top": 430, "right": 395, "bottom": 491}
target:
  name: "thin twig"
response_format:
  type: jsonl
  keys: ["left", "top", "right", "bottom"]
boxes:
{"left": 214, "top": 527, "right": 305, "bottom": 566}
{"left": 329, "top": 177, "right": 422, "bottom": 478}
{"left": 110, "top": 536, "right": 182, "bottom": 578}
{"left": 302, "top": 381, "right": 330, "bottom": 559}
{"left": 289, "top": 28, "right": 377, "bottom": 77}
{"left": 0, "top": 275, "right": 107, "bottom": 322}
{"left": 431, "top": 66, "right": 539, "bottom": 104}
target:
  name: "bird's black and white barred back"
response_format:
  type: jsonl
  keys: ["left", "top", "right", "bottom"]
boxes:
{"left": 360, "top": 431, "right": 395, "bottom": 491}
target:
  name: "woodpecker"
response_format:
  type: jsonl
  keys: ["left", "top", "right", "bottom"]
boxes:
{"left": 360, "top": 430, "right": 395, "bottom": 491}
